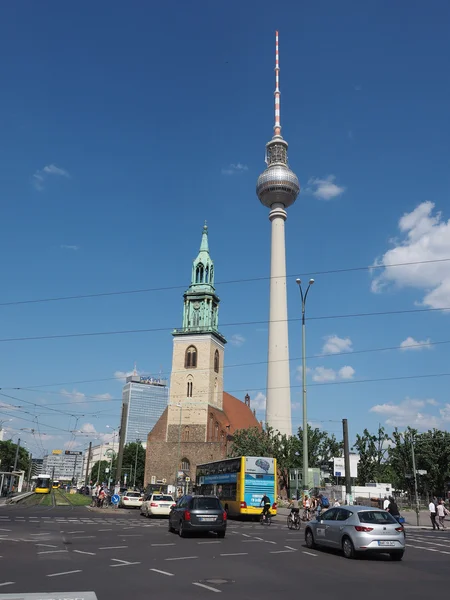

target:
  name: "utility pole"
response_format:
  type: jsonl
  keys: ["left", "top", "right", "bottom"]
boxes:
{"left": 9, "top": 438, "right": 21, "bottom": 493}
{"left": 342, "top": 419, "right": 352, "bottom": 504}
{"left": 27, "top": 453, "right": 33, "bottom": 490}
{"left": 84, "top": 442, "right": 92, "bottom": 486}
{"left": 410, "top": 435, "right": 420, "bottom": 527}
{"left": 116, "top": 405, "right": 128, "bottom": 486}
{"left": 133, "top": 440, "right": 141, "bottom": 488}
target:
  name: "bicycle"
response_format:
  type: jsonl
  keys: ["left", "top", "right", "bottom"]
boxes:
{"left": 301, "top": 508, "right": 311, "bottom": 522}
{"left": 287, "top": 511, "right": 301, "bottom": 530}
{"left": 260, "top": 511, "right": 272, "bottom": 526}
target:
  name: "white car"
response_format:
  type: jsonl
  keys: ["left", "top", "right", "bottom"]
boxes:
{"left": 141, "top": 493, "right": 175, "bottom": 518}
{"left": 120, "top": 491, "right": 143, "bottom": 509}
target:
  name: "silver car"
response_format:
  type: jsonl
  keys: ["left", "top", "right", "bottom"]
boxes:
{"left": 305, "top": 505, "right": 405, "bottom": 560}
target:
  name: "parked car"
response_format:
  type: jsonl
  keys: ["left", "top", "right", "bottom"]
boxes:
{"left": 141, "top": 493, "right": 175, "bottom": 518}
{"left": 168, "top": 495, "right": 227, "bottom": 538}
{"left": 120, "top": 490, "right": 143, "bottom": 509}
{"left": 304, "top": 505, "right": 405, "bottom": 560}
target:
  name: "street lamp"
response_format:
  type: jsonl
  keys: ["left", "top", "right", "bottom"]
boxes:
{"left": 398, "top": 431, "right": 420, "bottom": 526}
{"left": 133, "top": 431, "right": 141, "bottom": 489}
{"left": 296, "top": 277, "right": 315, "bottom": 497}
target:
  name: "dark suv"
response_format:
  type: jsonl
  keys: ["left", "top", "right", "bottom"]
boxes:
{"left": 168, "top": 495, "right": 227, "bottom": 538}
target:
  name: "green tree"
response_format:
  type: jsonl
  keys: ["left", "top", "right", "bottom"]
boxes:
{"left": 90, "top": 460, "right": 113, "bottom": 485}
{"left": 0, "top": 440, "right": 31, "bottom": 476}
{"left": 122, "top": 442, "right": 146, "bottom": 488}
{"left": 296, "top": 425, "right": 343, "bottom": 469}
{"left": 353, "top": 426, "right": 390, "bottom": 485}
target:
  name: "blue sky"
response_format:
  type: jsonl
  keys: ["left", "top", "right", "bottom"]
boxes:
{"left": 0, "top": 1, "right": 449, "bottom": 457}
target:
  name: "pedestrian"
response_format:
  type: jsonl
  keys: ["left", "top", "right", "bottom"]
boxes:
{"left": 437, "top": 500, "right": 449, "bottom": 530}
{"left": 91, "top": 484, "right": 98, "bottom": 508}
{"left": 387, "top": 496, "right": 401, "bottom": 522}
{"left": 333, "top": 499, "right": 340, "bottom": 507}
{"left": 429, "top": 498, "right": 440, "bottom": 530}
{"left": 383, "top": 496, "right": 390, "bottom": 510}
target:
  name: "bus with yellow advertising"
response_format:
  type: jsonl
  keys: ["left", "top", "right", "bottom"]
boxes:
{"left": 196, "top": 456, "right": 277, "bottom": 519}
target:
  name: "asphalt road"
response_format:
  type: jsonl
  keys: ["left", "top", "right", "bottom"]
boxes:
{"left": 0, "top": 504, "right": 449, "bottom": 600}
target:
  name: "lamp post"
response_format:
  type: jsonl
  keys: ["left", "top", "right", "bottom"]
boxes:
{"left": 295, "top": 278, "right": 314, "bottom": 496}
{"left": 133, "top": 431, "right": 141, "bottom": 489}
{"left": 399, "top": 431, "right": 420, "bottom": 526}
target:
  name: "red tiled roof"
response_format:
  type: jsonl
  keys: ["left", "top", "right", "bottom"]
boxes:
{"left": 222, "top": 392, "right": 261, "bottom": 434}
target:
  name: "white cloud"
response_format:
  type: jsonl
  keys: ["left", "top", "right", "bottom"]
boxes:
{"left": 322, "top": 335, "right": 353, "bottom": 354}
{"left": 221, "top": 163, "right": 248, "bottom": 175}
{"left": 60, "top": 244, "right": 79, "bottom": 251}
{"left": 338, "top": 366, "right": 355, "bottom": 379}
{"left": 251, "top": 392, "right": 266, "bottom": 411}
{"left": 295, "top": 366, "right": 311, "bottom": 381}
{"left": 61, "top": 389, "right": 86, "bottom": 403}
{"left": 307, "top": 175, "right": 345, "bottom": 201}
{"left": 439, "top": 404, "right": 450, "bottom": 422}
{"left": 229, "top": 334, "right": 245, "bottom": 347}
{"left": 399, "top": 336, "right": 432, "bottom": 351}
{"left": 114, "top": 368, "right": 140, "bottom": 383}
{"left": 312, "top": 367, "right": 337, "bottom": 383}
{"left": 370, "top": 397, "right": 441, "bottom": 429}
{"left": 33, "top": 163, "right": 70, "bottom": 190}
{"left": 93, "top": 393, "right": 113, "bottom": 401}
{"left": 79, "top": 422, "right": 97, "bottom": 434}
{"left": 371, "top": 201, "right": 450, "bottom": 308}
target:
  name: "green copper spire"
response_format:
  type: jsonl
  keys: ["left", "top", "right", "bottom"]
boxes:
{"left": 173, "top": 223, "right": 226, "bottom": 344}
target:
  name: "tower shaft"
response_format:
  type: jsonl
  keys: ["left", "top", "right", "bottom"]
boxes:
{"left": 266, "top": 205, "right": 291, "bottom": 435}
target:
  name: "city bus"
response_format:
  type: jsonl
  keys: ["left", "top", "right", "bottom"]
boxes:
{"left": 196, "top": 456, "right": 277, "bottom": 518}
{"left": 35, "top": 474, "right": 52, "bottom": 494}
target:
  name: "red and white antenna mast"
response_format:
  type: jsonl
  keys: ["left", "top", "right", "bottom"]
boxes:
{"left": 274, "top": 30, "right": 281, "bottom": 137}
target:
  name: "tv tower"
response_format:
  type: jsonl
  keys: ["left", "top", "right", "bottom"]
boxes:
{"left": 256, "top": 31, "right": 299, "bottom": 436}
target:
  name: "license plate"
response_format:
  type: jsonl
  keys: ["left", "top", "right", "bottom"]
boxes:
{"left": 199, "top": 517, "right": 217, "bottom": 522}
{"left": 378, "top": 541, "right": 395, "bottom": 546}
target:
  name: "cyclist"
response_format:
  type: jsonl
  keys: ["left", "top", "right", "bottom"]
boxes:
{"left": 302, "top": 495, "right": 311, "bottom": 520}
{"left": 288, "top": 497, "right": 300, "bottom": 525}
{"left": 260, "top": 494, "right": 271, "bottom": 520}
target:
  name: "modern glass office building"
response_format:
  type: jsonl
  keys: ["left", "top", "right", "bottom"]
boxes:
{"left": 121, "top": 375, "right": 169, "bottom": 446}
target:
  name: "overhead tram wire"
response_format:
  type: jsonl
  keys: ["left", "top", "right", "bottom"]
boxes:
{"left": 2, "top": 337, "right": 450, "bottom": 398}
{"left": 0, "top": 305, "right": 448, "bottom": 345}
{"left": 0, "top": 256, "right": 448, "bottom": 308}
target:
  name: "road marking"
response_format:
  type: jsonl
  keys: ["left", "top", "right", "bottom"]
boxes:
{"left": 72, "top": 536, "right": 96, "bottom": 540}
{"left": 198, "top": 541, "right": 221, "bottom": 544}
{"left": 73, "top": 550, "right": 96, "bottom": 555}
{"left": 285, "top": 546, "right": 297, "bottom": 551}
{"left": 264, "top": 540, "right": 277, "bottom": 544}
{"left": 151, "top": 543, "right": 176, "bottom": 547}
{"left": 270, "top": 550, "right": 295, "bottom": 554}
{"left": 193, "top": 582, "right": 221, "bottom": 593}
{"left": 0, "top": 582, "right": 14, "bottom": 587}
{"left": 121, "top": 534, "right": 143, "bottom": 537}
{"left": 110, "top": 559, "right": 141, "bottom": 568}
{"left": 38, "top": 550, "right": 68, "bottom": 555}
{"left": 150, "top": 568, "right": 175, "bottom": 577}
{"left": 67, "top": 530, "right": 85, "bottom": 534}
{"left": 47, "top": 570, "right": 82, "bottom": 577}
{"left": 0, "top": 529, "right": 11, "bottom": 532}
{"left": 409, "top": 538, "right": 450, "bottom": 549}
{"left": 36, "top": 544, "right": 58, "bottom": 548}
{"left": 98, "top": 528, "right": 113, "bottom": 531}
{"left": 220, "top": 552, "right": 248, "bottom": 556}
{"left": 242, "top": 539, "right": 263, "bottom": 543}
{"left": 165, "top": 556, "right": 199, "bottom": 561}
{"left": 302, "top": 551, "right": 318, "bottom": 557}
{"left": 242, "top": 533, "right": 251, "bottom": 537}
{"left": 99, "top": 546, "right": 128, "bottom": 550}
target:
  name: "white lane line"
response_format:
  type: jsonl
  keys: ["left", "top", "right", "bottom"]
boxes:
{"left": 150, "top": 568, "right": 175, "bottom": 577}
{"left": 0, "top": 582, "right": 14, "bottom": 587}
{"left": 242, "top": 533, "right": 251, "bottom": 537}
{"left": 73, "top": 550, "right": 96, "bottom": 556}
{"left": 121, "top": 534, "right": 143, "bottom": 537}
{"left": 110, "top": 561, "right": 141, "bottom": 568}
{"left": 165, "top": 556, "right": 199, "bottom": 561}
{"left": 270, "top": 550, "right": 294, "bottom": 554}
{"left": 409, "top": 538, "right": 450, "bottom": 549}
{"left": 67, "top": 530, "right": 85, "bottom": 534}
{"left": 37, "top": 550, "right": 68, "bottom": 555}
{"left": 285, "top": 546, "right": 297, "bottom": 551}
{"left": 242, "top": 539, "right": 263, "bottom": 543}
{"left": 98, "top": 528, "right": 113, "bottom": 531}
{"left": 220, "top": 552, "right": 248, "bottom": 556}
{"left": 47, "top": 570, "right": 82, "bottom": 577}
{"left": 264, "top": 541, "right": 277, "bottom": 545}
{"left": 99, "top": 546, "right": 128, "bottom": 550}
{"left": 151, "top": 543, "right": 176, "bottom": 547}
{"left": 71, "top": 536, "right": 96, "bottom": 540}
{"left": 193, "top": 582, "right": 221, "bottom": 593}
{"left": 0, "top": 529, "right": 11, "bottom": 532}
{"left": 36, "top": 544, "right": 58, "bottom": 548}
{"left": 198, "top": 541, "right": 221, "bottom": 545}
{"left": 302, "top": 551, "right": 318, "bottom": 557}
{"left": 253, "top": 537, "right": 264, "bottom": 541}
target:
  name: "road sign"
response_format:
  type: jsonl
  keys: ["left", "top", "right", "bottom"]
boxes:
{"left": 111, "top": 494, "right": 120, "bottom": 505}
{"left": 105, "top": 468, "right": 110, "bottom": 473}
{"left": 162, "top": 478, "right": 167, "bottom": 484}
{"left": 335, "top": 471, "right": 342, "bottom": 477}
{"left": 417, "top": 470, "right": 427, "bottom": 475}
{"left": 151, "top": 475, "right": 156, "bottom": 485}
{"left": 185, "top": 477, "right": 191, "bottom": 482}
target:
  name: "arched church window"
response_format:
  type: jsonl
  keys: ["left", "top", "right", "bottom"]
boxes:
{"left": 183, "top": 426, "right": 190, "bottom": 442}
{"left": 204, "top": 265, "right": 209, "bottom": 282}
{"left": 187, "top": 381, "right": 193, "bottom": 398}
{"left": 210, "top": 266, "right": 214, "bottom": 283}
{"left": 185, "top": 346, "right": 197, "bottom": 368}
{"left": 195, "top": 263, "right": 204, "bottom": 283}
{"left": 214, "top": 350, "right": 219, "bottom": 373}
{"left": 180, "top": 458, "right": 190, "bottom": 472}
{"left": 215, "top": 422, "right": 219, "bottom": 441}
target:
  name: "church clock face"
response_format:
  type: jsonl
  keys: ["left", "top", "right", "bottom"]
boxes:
{"left": 193, "top": 302, "right": 200, "bottom": 310}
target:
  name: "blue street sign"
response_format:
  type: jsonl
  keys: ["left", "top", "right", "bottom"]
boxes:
{"left": 335, "top": 472, "right": 342, "bottom": 477}
{"left": 111, "top": 494, "right": 120, "bottom": 505}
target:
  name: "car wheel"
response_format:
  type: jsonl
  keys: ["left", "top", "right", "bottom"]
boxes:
{"left": 342, "top": 536, "right": 356, "bottom": 559}
{"left": 179, "top": 520, "right": 186, "bottom": 538}
{"left": 305, "top": 528, "right": 316, "bottom": 549}
{"left": 217, "top": 531, "right": 226, "bottom": 539}
{"left": 390, "top": 551, "right": 404, "bottom": 561}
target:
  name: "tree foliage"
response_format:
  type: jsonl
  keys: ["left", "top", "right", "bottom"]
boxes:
{"left": 353, "top": 426, "right": 390, "bottom": 485}
{"left": 0, "top": 440, "right": 31, "bottom": 475}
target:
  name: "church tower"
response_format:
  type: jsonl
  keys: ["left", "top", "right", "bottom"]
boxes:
{"left": 166, "top": 223, "right": 227, "bottom": 444}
